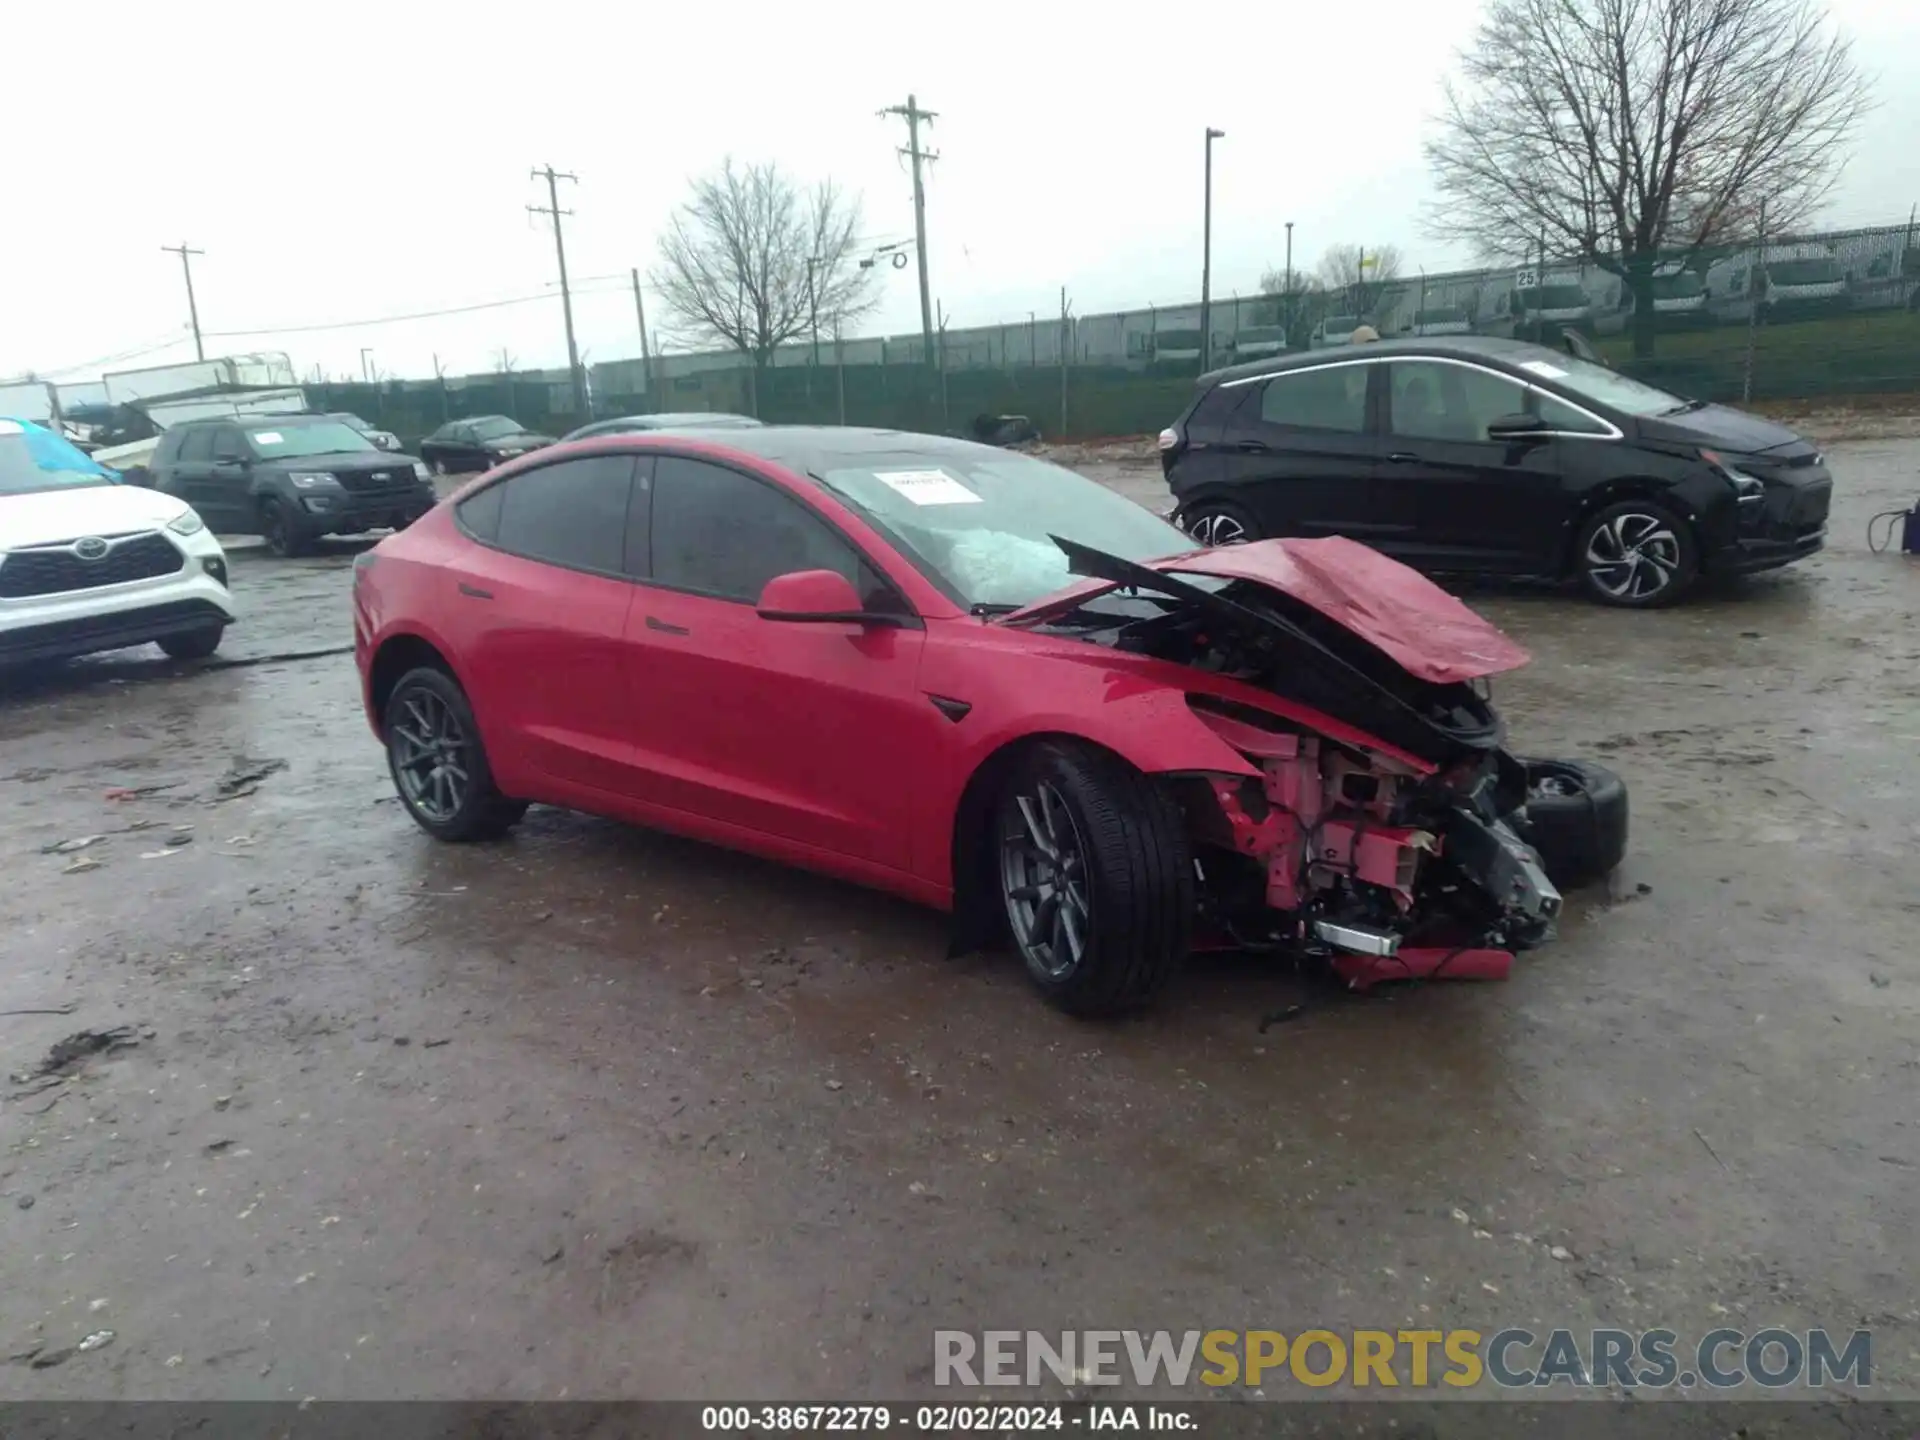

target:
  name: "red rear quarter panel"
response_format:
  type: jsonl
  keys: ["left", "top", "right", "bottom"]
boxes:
{"left": 352, "top": 507, "right": 475, "bottom": 734}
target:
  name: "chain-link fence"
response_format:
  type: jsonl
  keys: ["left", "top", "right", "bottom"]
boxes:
{"left": 310, "top": 217, "right": 1920, "bottom": 446}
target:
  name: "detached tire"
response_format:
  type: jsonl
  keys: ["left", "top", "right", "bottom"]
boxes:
{"left": 383, "top": 666, "right": 527, "bottom": 842}
{"left": 994, "top": 742, "right": 1193, "bottom": 1016}
{"left": 1178, "top": 498, "right": 1260, "bottom": 548}
{"left": 1510, "top": 757, "right": 1628, "bottom": 887}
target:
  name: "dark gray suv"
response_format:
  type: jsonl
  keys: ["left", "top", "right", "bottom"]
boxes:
{"left": 149, "top": 414, "right": 438, "bottom": 557}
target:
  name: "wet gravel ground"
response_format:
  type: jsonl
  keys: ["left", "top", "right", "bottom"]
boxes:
{"left": 0, "top": 443, "right": 1916, "bottom": 1419}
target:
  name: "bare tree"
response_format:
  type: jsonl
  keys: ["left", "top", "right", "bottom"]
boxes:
{"left": 1255, "top": 268, "right": 1327, "bottom": 345}
{"left": 1314, "top": 244, "right": 1404, "bottom": 319}
{"left": 651, "top": 159, "right": 882, "bottom": 371}
{"left": 1426, "top": 0, "right": 1869, "bottom": 355}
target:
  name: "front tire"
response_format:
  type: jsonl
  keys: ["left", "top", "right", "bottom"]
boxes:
{"left": 995, "top": 742, "right": 1193, "bottom": 1016}
{"left": 159, "top": 626, "right": 223, "bottom": 661}
{"left": 1509, "top": 757, "right": 1629, "bottom": 887}
{"left": 384, "top": 666, "right": 527, "bottom": 842}
{"left": 1573, "top": 499, "right": 1697, "bottom": 607}
{"left": 259, "top": 498, "right": 314, "bottom": 558}
{"left": 1179, "top": 497, "right": 1260, "bottom": 548}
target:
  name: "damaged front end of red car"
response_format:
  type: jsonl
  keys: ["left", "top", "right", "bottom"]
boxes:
{"left": 1001, "top": 535, "right": 1588, "bottom": 988}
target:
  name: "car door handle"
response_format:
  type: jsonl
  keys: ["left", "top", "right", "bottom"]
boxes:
{"left": 1234, "top": 440, "right": 1271, "bottom": 454}
{"left": 1387, "top": 451, "right": 1422, "bottom": 464}
{"left": 458, "top": 583, "right": 493, "bottom": 600}
{"left": 645, "top": 615, "right": 689, "bottom": 635}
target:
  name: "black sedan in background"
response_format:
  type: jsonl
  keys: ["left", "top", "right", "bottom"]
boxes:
{"left": 418, "top": 416, "right": 556, "bottom": 476}
{"left": 1160, "top": 337, "right": 1832, "bottom": 608}
{"left": 561, "top": 412, "right": 762, "bottom": 442}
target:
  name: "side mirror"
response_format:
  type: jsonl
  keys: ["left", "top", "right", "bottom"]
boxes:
{"left": 756, "top": 569, "right": 882, "bottom": 624}
{"left": 1486, "top": 412, "right": 1549, "bottom": 441}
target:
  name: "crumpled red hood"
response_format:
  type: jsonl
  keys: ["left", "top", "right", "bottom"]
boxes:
{"left": 1006, "top": 535, "right": 1530, "bottom": 684}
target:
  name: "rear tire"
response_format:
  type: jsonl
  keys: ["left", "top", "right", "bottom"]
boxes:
{"left": 159, "top": 626, "right": 223, "bottom": 661}
{"left": 1178, "top": 497, "right": 1260, "bottom": 548}
{"left": 995, "top": 742, "right": 1193, "bottom": 1016}
{"left": 383, "top": 666, "right": 527, "bottom": 842}
{"left": 1573, "top": 499, "right": 1697, "bottom": 607}
{"left": 259, "top": 498, "right": 314, "bottom": 558}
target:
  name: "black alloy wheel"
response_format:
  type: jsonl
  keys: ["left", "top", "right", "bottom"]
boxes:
{"left": 383, "top": 667, "right": 527, "bottom": 841}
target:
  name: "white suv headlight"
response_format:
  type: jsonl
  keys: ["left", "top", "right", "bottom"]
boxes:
{"left": 413, "top": 461, "right": 432, "bottom": 481}
{"left": 167, "top": 510, "right": 206, "bottom": 535}
{"left": 288, "top": 472, "right": 337, "bottom": 489}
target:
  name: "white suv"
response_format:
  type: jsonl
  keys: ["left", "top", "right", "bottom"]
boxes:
{"left": 1, "top": 418, "right": 235, "bottom": 665}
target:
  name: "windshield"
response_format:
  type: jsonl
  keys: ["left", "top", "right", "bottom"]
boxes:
{"left": 816, "top": 450, "right": 1195, "bottom": 609}
{"left": 245, "top": 420, "right": 377, "bottom": 459}
{"left": 1526, "top": 351, "right": 1685, "bottom": 416}
{"left": 1518, "top": 286, "right": 1590, "bottom": 310}
{"left": 1415, "top": 308, "right": 1468, "bottom": 325}
{"left": 0, "top": 421, "right": 113, "bottom": 495}
{"left": 1767, "top": 258, "right": 1842, "bottom": 286}
{"left": 470, "top": 416, "right": 523, "bottom": 440}
{"left": 1652, "top": 272, "right": 1705, "bottom": 299}
{"left": 332, "top": 413, "right": 374, "bottom": 432}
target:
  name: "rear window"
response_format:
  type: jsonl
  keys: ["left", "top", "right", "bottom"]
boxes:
{"left": 456, "top": 480, "right": 505, "bottom": 542}
{"left": 1258, "top": 364, "right": 1369, "bottom": 433}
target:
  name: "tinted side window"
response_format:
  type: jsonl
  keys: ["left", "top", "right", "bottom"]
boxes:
{"left": 456, "top": 480, "right": 506, "bottom": 542}
{"left": 650, "top": 456, "right": 880, "bottom": 605}
{"left": 1258, "top": 366, "right": 1369, "bottom": 433}
{"left": 176, "top": 427, "right": 215, "bottom": 463}
{"left": 493, "top": 455, "right": 634, "bottom": 573}
{"left": 1388, "top": 361, "right": 1530, "bottom": 443}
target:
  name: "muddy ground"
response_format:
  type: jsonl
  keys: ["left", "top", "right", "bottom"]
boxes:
{"left": 1, "top": 441, "right": 1916, "bottom": 1415}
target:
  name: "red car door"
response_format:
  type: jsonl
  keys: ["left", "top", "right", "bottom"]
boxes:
{"left": 621, "top": 454, "right": 937, "bottom": 869}
{"left": 439, "top": 454, "right": 643, "bottom": 798}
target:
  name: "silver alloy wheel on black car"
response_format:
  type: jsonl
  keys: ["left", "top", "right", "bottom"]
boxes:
{"left": 1574, "top": 499, "right": 1698, "bottom": 608}
{"left": 1180, "top": 500, "right": 1259, "bottom": 548}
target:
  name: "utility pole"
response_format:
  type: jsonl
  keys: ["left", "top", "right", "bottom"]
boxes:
{"left": 528, "top": 165, "right": 586, "bottom": 419}
{"left": 1201, "top": 128, "right": 1225, "bottom": 363}
{"left": 630, "top": 268, "right": 655, "bottom": 411}
{"left": 161, "top": 243, "right": 206, "bottom": 361}
{"left": 360, "top": 348, "right": 374, "bottom": 383}
{"left": 1284, "top": 222, "right": 1294, "bottom": 342}
{"left": 880, "top": 95, "right": 938, "bottom": 373}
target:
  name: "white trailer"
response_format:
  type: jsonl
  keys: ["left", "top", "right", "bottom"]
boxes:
{"left": 102, "top": 352, "right": 296, "bottom": 406}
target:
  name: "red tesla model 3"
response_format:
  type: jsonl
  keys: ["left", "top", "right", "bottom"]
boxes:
{"left": 353, "top": 428, "right": 1621, "bottom": 1015}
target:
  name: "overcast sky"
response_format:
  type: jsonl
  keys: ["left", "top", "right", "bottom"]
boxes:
{"left": 4, "top": 0, "right": 1916, "bottom": 387}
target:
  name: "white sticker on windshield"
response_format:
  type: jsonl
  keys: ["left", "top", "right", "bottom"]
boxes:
{"left": 252, "top": 431, "right": 284, "bottom": 444}
{"left": 873, "top": 468, "right": 983, "bottom": 505}
{"left": 1518, "top": 360, "right": 1568, "bottom": 379}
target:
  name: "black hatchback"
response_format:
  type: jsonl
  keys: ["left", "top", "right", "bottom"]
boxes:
{"left": 1160, "top": 337, "right": 1832, "bottom": 607}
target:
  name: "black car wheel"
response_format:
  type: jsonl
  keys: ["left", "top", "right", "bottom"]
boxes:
{"left": 995, "top": 742, "right": 1193, "bottom": 1016}
{"left": 428, "top": 457, "right": 449, "bottom": 478}
{"left": 158, "top": 626, "right": 223, "bottom": 661}
{"left": 1507, "top": 757, "right": 1628, "bottom": 886}
{"left": 1574, "top": 500, "right": 1697, "bottom": 607}
{"left": 383, "top": 667, "right": 527, "bottom": 842}
{"left": 1179, "top": 498, "right": 1260, "bottom": 548}
{"left": 259, "top": 498, "right": 314, "bottom": 558}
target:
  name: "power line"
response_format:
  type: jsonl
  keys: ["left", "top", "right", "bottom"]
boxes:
{"left": 529, "top": 164, "right": 587, "bottom": 418}
{"left": 40, "top": 330, "right": 193, "bottom": 380}
{"left": 161, "top": 243, "right": 206, "bottom": 361}
{"left": 200, "top": 281, "right": 627, "bottom": 339}
{"left": 880, "top": 95, "right": 939, "bottom": 372}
